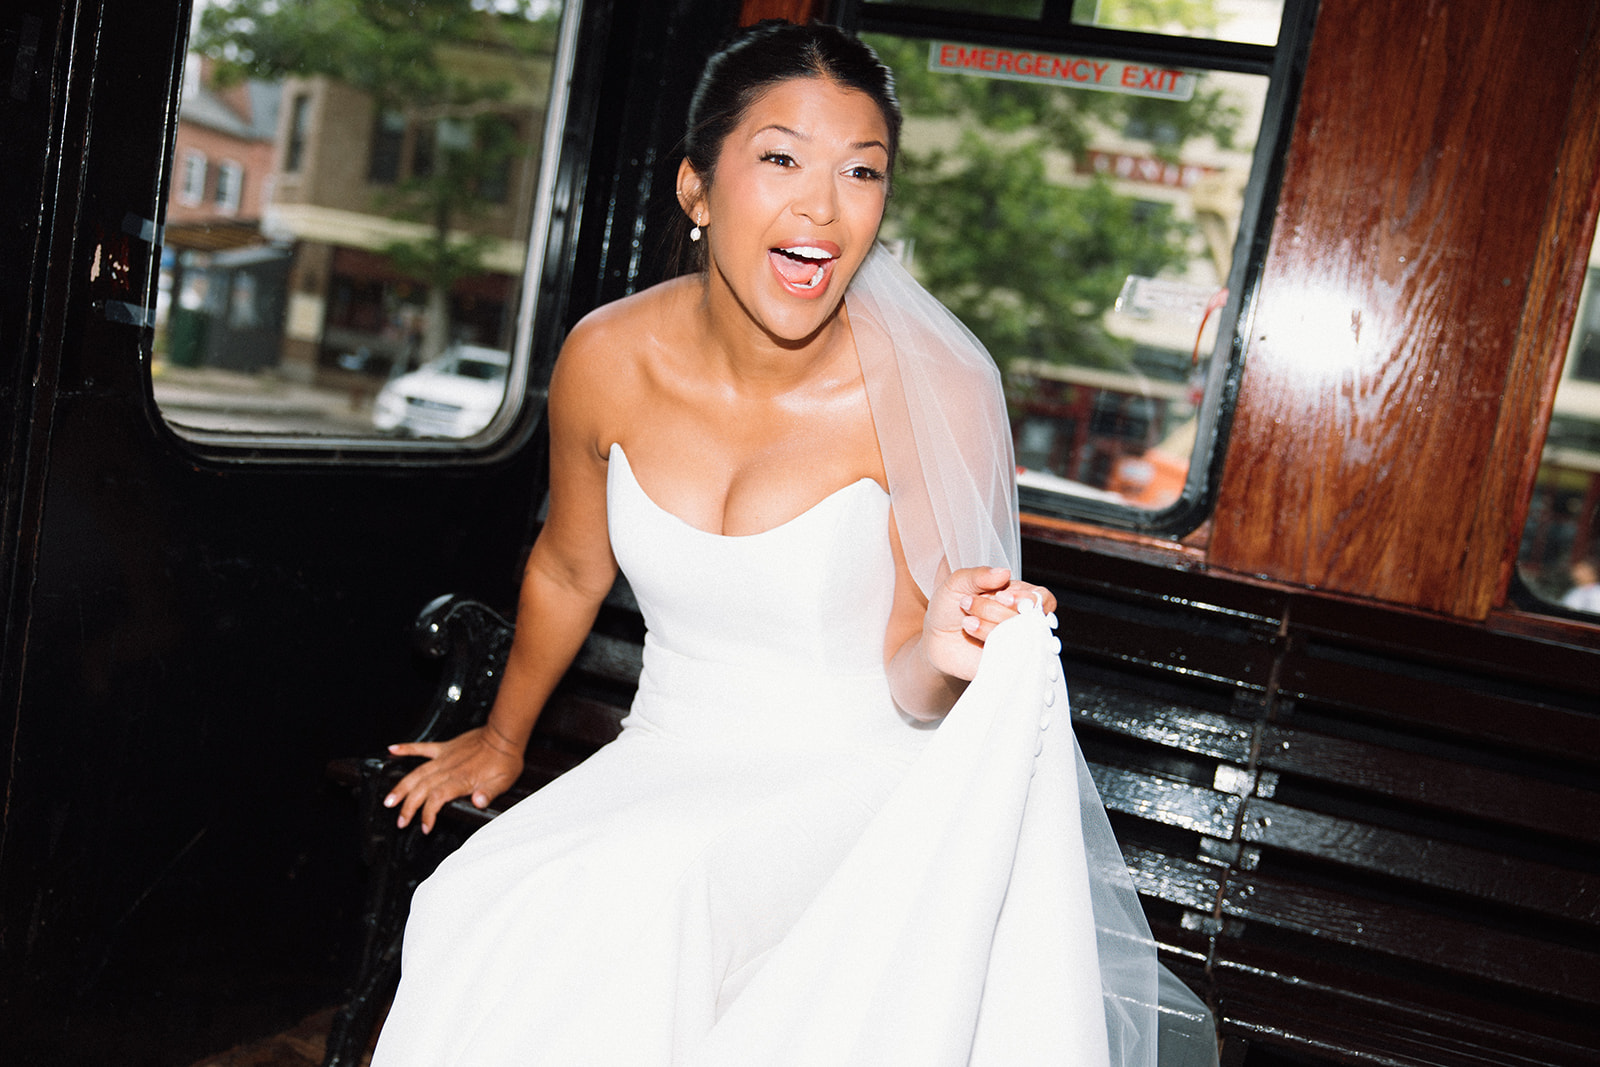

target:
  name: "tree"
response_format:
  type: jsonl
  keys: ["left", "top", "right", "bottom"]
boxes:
{"left": 864, "top": 1, "right": 1244, "bottom": 372}
{"left": 197, "top": 0, "right": 560, "bottom": 361}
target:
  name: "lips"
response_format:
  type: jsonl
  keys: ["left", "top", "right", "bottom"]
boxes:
{"left": 768, "top": 241, "right": 840, "bottom": 298}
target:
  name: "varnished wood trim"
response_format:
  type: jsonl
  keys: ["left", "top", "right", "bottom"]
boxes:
{"left": 1209, "top": 0, "right": 1600, "bottom": 619}
{"left": 738, "top": 0, "right": 827, "bottom": 25}
{"left": 1478, "top": 19, "right": 1600, "bottom": 614}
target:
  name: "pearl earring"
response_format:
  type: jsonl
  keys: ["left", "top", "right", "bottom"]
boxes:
{"left": 690, "top": 223, "right": 703, "bottom": 242}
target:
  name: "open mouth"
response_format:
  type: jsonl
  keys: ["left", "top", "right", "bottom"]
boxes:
{"left": 769, "top": 245, "right": 838, "bottom": 294}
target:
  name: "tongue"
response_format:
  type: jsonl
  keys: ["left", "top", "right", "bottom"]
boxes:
{"left": 770, "top": 250, "right": 821, "bottom": 286}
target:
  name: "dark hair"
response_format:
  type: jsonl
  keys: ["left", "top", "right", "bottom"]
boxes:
{"left": 674, "top": 21, "right": 901, "bottom": 270}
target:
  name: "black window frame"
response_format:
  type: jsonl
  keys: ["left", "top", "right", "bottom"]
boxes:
{"left": 838, "top": 0, "right": 1321, "bottom": 538}
{"left": 148, "top": 0, "right": 602, "bottom": 466}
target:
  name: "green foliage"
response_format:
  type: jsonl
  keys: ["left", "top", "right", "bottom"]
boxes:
{"left": 196, "top": 0, "right": 559, "bottom": 303}
{"left": 863, "top": 21, "right": 1237, "bottom": 368}
{"left": 197, "top": 0, "right": 558, "bottom": 107}
{"left": 892, "top": 134, "right": 1189, "bottom": 368}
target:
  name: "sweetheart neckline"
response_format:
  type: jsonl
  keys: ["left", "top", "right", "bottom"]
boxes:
{"left": 608, "top": 443, "right": 886, "bottom": 541}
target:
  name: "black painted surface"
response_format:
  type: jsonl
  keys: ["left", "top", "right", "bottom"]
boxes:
{"left": 0, "top": 0, "right": 729, "bottom": 1063}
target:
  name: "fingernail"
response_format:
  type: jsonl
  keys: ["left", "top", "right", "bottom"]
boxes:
{"left": 421, "top": 822, "right": 431, "bottom": 835}
{"left": 387, "top": 744, "right": 399, "bottom": 753}
{"left": 396, "top": 815, "right": 407, "bottom": 828}
{"left": 996, "top": 591, "right": 1015, "bottom": 606}
{"left": 383, "top": 794, "right": 396, "bottom": 808}
{"left": 959, "top": 595, "right": 973, "bottom": 611}
{"left": 963, "top": 616, "right": 980, "bottom": 633}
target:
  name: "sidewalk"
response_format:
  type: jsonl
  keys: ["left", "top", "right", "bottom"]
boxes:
{"left": 152, "top": 363, "right": 377, "bottom": 435}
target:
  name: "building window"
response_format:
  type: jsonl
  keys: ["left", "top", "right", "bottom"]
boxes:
{"left": 854, "top": 0, "right": 1309, "bottom": 530}
{"left": 368, "top": 109, "right": 406, "bottom": 184}
{"left": 214, "top": 160, "right": 243, "bottom": 213}
{"left": 285, "top": 92, "right": 311, "bottom": 172}
{"left": 179, "top": 150, "right": 207, "bottom": 206}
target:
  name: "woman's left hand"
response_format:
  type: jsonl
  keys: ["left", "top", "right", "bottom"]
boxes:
{"left": 921, "top": 566, "right": 1056, "bottom": 681}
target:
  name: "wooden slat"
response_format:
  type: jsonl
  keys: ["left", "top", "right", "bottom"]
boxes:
{"left": 1281, "top": 646, "right": 1600, "bottom": 761}
{"left": 1091, "top": 764, "right": 1239, "bottom": 837}
{"left": 535, "top": 693, "right": 627, "bottom": 749}
{"left": 1239, "top": 798, "right": 1600, "bottom": 923}
{"left": 1071, "top": 682, "right": 1255, "bottom": 763}
{"left": 1259, "top": 724, "right": 1600, "bottom": 844}
{"left": 1222, "top": 871, "right": 1600, "bottom": 1003}
{"left": 570, "top": 631, "right": 644, "bottom": 686}
{"left": 1121, "top": 844, "right": 1222, "bottom": 912}
{"left": 1212, "top": 958, "right": 1596, "bottom": 1067}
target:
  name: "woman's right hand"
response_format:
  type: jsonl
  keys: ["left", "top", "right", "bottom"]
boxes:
{"left": 383, "top": 726, "right": 525, "bottom": 834}
{"left": 920, "top": 566, "right": 1057, "bottom": 682}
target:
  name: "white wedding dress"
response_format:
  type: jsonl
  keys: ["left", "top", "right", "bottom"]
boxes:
{"left": 371, "top": 443, "right": 1216, "bottom": 1067}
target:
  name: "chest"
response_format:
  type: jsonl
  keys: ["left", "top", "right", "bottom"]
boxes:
{"left": 615, "top": 381, "right": 886, "bottom": 539}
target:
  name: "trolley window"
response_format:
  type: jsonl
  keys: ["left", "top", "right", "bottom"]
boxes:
{"left": 1518, "top": 210, "right": 1600, "bottom": 619}
{"left": 152, "top": 0, "right": 577, "bottom": 448}
{"left": 851, "top": 0, "right": 1310, "bottom": 531}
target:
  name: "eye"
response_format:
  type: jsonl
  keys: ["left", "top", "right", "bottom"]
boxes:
{"left": 760, "top": 151, "right": 797, "bottom": 168}
{"left": 847, "top": 164, "right": 886, "bottom": 182}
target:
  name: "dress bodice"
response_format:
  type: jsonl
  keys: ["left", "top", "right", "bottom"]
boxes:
{"left": 608, "top": 443, "right": 894, "bottom": 675}
{"left": 607, "top": 444, "right": 912, "bottom": 748}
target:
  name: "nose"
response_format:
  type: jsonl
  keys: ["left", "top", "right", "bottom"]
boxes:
{"left": 791, "top": 170, "right": 839, "bottom": 226}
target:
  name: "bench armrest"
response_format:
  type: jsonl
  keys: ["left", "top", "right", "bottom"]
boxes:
{"left": 400, "top": 593, "right": 515, "bottom": 745}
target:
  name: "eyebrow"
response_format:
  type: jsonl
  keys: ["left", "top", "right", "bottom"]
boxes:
{"left": 755, "top": 124, "right": 888, "bottom": 154}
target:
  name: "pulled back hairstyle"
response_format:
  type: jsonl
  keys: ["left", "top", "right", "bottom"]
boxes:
{"left": 675, "top": 21, "right": 901, "bottom": 270}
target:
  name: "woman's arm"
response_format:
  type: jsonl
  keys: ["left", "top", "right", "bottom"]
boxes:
{"left": 385, "top": 324, "right": 622, "bottom": 833}
{"left": 883, "top": 511, "right": 1056, "bottom": 722}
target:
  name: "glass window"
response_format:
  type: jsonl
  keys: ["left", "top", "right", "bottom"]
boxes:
{"left": 152, "top": 0, "right": 576, "bottom": 446}
{"left": 368, "top": 109, "right": 406, "bottom": 184}
{"left": 180, "top": 151, "right": 207, "bottom": 205}
{"left": 214, "top": 160, "right": 244, "bottom": 213}
{"left": 871, "top": 0, "right": 1284, "bottom": 46}
{"left": 857, "top": 0, "right": 1294, "bottom": 520}
{"left": 1517, "top": 213, "right": 1600, "bottom": 617}
{"left": 285, "top": 93, "right": 311, "bottom": 172}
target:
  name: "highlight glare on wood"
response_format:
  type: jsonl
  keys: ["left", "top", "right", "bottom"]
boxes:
{"left": 1209, "top": 0, "right": 1600, "bottom": 619}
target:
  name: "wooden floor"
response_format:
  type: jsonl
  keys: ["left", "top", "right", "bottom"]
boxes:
{"left": 188, "top": 1007, "right": 371, "bottom": 1067}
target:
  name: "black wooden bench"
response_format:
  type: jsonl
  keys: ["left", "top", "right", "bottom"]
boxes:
{"left": 323, "top": 540, "right": 1600, "bottom": 1067}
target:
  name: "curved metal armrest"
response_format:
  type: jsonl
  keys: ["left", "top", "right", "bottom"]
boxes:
{"left": 400, "top": 593, "right": 515, "bottom": 745}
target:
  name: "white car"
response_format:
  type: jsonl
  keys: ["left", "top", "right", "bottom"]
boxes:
{"left": 372, "top": 344, "right": 510, "bottom": 438}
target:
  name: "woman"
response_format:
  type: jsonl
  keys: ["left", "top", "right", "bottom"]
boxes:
{"left": 373, "top": 22, "right": 1212, "bottom": 1066}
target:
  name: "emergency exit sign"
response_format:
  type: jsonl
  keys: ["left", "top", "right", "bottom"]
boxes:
{"left": 929, "top": 41, "right": 1196, "bottom": 101}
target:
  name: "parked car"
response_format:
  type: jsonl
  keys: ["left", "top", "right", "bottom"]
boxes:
{"left": 372, "top": 344, "right": 510, "bottom": 438}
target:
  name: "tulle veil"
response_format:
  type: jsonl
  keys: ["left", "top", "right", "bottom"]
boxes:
{"left": 683, "top": 244, "right": 1217, "bottom": 1066}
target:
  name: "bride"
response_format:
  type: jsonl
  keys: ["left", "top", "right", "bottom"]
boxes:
{"left": 371, "top": 21, "right": 1215, "bottom": 1066}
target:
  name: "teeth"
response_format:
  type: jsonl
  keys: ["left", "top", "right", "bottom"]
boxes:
{"left": 796, "top": 265, "right": 825, "bottom": 289}
{"left": 782, "top": 246, "right": 832, "bottom": 260}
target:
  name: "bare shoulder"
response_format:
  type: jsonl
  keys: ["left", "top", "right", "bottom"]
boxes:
{"left": 551, "top": 277, "right": 697, "bottom": 406}
{"left": 550, "top": 278, "right": 700, "bottom": 444}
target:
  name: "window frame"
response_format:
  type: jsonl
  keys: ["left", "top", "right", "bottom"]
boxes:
{"left": 841, "top": 0, "right": 1320, "bottom": 538}
{"left": 151, "top": 0, "right": 591, "bottom": 463}
{"left": 213, "top": 159, "right": 243, "bottom": 214}
{"left": 179, "top": 149, "right": 207, "bottom": 206}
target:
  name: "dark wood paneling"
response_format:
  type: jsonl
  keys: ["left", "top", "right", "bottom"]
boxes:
{"left": 739, "top": 0, "right": 828, "bottom": 25}
{"left": 1209, "top": 0, "right": 1600, "bottom": 618}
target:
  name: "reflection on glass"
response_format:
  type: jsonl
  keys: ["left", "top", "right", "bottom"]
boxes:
{"left": 872, "top": 0, "right": 1283, "bottom": 46}
{"left": 876, "top": 0, "right": 1046, "bottom": 16}
{"left": 1519, "top": 213, "right": 1600, "bottom": 615}
{"left": 864, "top": 26, "right": 1267, "bottom": 511}
{"left": 1072, "top": 0, "right": 1283, "bottom": 46}
{"left": 153, "top": 0, "right": 566, "bottom": 439}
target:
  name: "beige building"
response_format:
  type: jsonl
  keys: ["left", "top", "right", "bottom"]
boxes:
{"left": 261, "top": 45, "right": 554, "bottom": 386}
